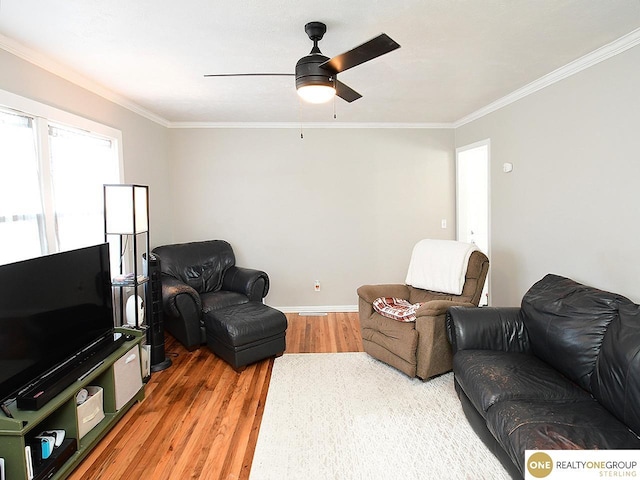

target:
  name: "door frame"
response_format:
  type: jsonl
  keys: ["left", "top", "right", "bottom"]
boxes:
{"left": 455, "top": 138, "right": 491, "bottom": 305}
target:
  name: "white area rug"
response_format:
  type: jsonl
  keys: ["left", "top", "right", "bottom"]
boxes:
{"left": 250, "top": 352, "right": 510, "bottom": 480}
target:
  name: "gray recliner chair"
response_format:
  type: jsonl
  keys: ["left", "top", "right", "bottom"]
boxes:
{"left": 357, "top": 243, "right": 489, "bottom": 379}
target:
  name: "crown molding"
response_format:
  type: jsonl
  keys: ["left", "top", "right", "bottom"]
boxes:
{"left": 0, "top": 33, "right": 171, "bottom": 127}
{"left": 3, "top": 26, "right": 638, "bottom": 131}
{"left": 0, "top": 34, "right": 451, "bottom": 130}
{"left": 167, "top": 121, "right": 453, "bottom": 129}
{"left": 454, "top": 27, "right": 640, "bottom": 128}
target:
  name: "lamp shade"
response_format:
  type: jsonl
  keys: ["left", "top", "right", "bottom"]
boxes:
{"left": 297, "top": 84, "right": 336, "bottom": 104}
{"left": 104, "top": 184, "right": 148, "bottom": 234}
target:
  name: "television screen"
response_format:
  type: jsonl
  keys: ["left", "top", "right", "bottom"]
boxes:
{"left": 0, "top": 243, "right": 114, "bottom": 404}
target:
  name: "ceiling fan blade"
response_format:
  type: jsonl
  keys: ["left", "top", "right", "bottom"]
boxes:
{"left": 204, "top": 73, "right": 294, "bottom": 77}
{"left": 320, "top": 33, "right": 400, "bottom": 74}
{"left": 335, "top": 80, "right": 362, "bottom": 103}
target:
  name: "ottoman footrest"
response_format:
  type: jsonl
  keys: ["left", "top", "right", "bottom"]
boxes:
{"left": 204, "top": 302, "right": 287, "bottom": 369}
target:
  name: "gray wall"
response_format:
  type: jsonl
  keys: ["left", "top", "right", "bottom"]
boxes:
{"left": 5, "top": 40, "right": 638, "bottom": 310}
{"left": 456, "top": 44, "right": 640, "bottom": 306}
{"left": 0, "top": 49, "right": 173, "bottom": 248}
{"left": 1, "top": 48, "right": 456, "bottom": 310}
{"left": 167, "top": 127, "right": 455, "bottom": 308}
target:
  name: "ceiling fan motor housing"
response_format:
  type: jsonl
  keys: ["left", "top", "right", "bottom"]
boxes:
{"left": 295, "top": 54, "right": 334, "bottom": 89}
{"left": 296, "top": 22, "right": 334, "bottom": 90}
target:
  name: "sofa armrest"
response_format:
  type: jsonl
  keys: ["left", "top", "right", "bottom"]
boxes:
{"left": 357, "top": 284, "right": 411, "bottom": 304}
{"left": 415, "top": 300, "right": 475, "bottom": 318}
{"left": 161, "top": 274, "right": 202, "bottom": 316}
{"left": 446, "top": 306, "right": 530, "bottom": 354}
{"left": 160, "top": 274, "right": 203, "bottom": 350}
{"left": 222, "top": 266, "right": 269, "bottom": 301}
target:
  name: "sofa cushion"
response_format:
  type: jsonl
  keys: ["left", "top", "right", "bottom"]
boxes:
{"left": 486, "top": 399, "right": 640, "bottom": 475}
{"left": 521, "top": 274, "right": 627, "bottom": 391}
{"left": 591, "top": 301, "right": 640, "bottom": 435}
{"left": 200, "top": 290, "right": 249, "bottom": 314}
{"left": 154, "top": 240, "right": 235, "bottom": 294}
{"left": 453, "top": 350, "right": 589, "bottom": 415}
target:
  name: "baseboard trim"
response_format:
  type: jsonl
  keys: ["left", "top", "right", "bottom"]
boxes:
{"left": 273, "top": 305, "right": 358, "bottom": 314}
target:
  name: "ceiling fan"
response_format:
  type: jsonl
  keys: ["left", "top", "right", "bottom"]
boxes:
{"left": 204, "top": 21, "right": 401, "bottom": 104}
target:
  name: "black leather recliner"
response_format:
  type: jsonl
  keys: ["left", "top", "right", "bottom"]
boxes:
{"left": 152, "top": 240, "right": 269, "bottom": 350}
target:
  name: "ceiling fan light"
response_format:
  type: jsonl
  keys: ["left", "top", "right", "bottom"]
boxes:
{"left": 297, "top": 84, "right": 336, "bottom": 104}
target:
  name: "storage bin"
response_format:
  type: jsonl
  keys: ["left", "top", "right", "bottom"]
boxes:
{"left": 77, "top": 386, "right": 104, "bottom": 439}
{"left": 113, "top": 346, "right": 143, "bottom": 410}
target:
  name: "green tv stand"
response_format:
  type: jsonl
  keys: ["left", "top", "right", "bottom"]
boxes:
{"left": 0, "top": 329, "right": 145, "bottom": 480}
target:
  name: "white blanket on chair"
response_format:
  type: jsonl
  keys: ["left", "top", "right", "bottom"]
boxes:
{"left": 405, "top": 239, "right": 478, "bottom": 295}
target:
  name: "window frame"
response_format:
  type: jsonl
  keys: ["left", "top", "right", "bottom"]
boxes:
{"left": 0, "top": 88, "right": 124, "bottom": 258}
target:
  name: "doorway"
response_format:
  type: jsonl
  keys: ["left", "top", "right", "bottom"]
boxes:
{"left": 456, "top": 140, "right": 490, "bottom": 305}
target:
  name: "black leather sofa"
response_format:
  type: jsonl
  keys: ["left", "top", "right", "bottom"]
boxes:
{"left": 447, "top": 274, "right": 640, "bottom": 479}
{"left": 152, "top": 240, "right": 270, "bottom": 350}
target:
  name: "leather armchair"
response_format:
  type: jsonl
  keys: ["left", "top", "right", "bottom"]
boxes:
{"left": 357, "top": 249, "right": 489, "bottom": 379}
{"left": 152, "top": 240, "right": 269, "bottom": 350}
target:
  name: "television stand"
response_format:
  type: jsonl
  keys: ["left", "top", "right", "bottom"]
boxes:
{"left": 16, "top": 333, "right": 125, "bottom": 411}
{"left": 0, "top": 328, "right": 144, "bottom": 480}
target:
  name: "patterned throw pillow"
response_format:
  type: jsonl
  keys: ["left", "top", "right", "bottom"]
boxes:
{"left": 372, "top": 297, "right": 422, "bottom": 322}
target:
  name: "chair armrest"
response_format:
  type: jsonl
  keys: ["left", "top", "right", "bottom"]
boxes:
{"left": 356, "top": 284, "right": 411, "bottom": 304}
{"left": 160, "top": 275, "right": 202, "bottom": 317}
{"left": 446, "top": 306, "right": 530, "bottom": 354}
{"left": 222, "top": 266, "right": 269, "bottom": 301}
{"left": 415, "top": 300, "right": 475, "bottom": 318}
{"left": 160, "top": 275, "right": 203, "bottom": 350}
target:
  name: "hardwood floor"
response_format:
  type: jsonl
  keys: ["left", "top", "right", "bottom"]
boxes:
{"left": 68, "top": 312, "right": 363, "bottom": 480}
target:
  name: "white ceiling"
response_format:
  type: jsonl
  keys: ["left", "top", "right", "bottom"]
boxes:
{"left": 0, "top": 0, "right": 639, "bottom": 125}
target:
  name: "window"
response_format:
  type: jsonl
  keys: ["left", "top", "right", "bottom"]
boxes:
{"left": 49, "top": 124, "right": 119, "bottom": 251}
{"left": 0, "top": 110, "right": 45, "bottom": 264}
{"left": 0, "top": 90, "right": 123, "bottom": 265}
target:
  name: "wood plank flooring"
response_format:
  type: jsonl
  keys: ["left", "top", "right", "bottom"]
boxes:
{"left": 68, "top": 312, "right": 363, "bottom": 480}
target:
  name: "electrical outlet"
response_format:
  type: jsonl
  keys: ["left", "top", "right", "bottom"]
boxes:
{"left": 314, "top": 280, "right": 321, "bottom": 292}
{"left": 441, "top": 219, "right": 447, "bottom": 229}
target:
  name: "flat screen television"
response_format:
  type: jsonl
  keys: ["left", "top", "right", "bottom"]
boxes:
{"left": 0, "top": 243, "right": 122, "bottom": 409}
